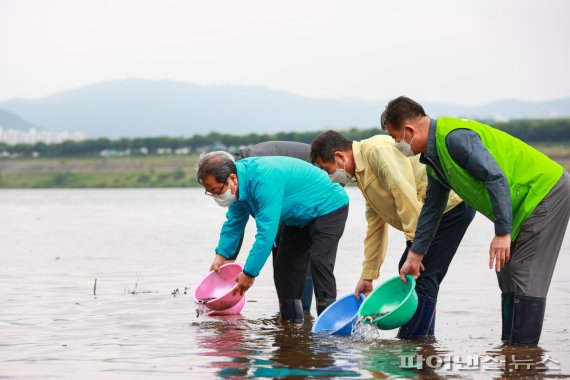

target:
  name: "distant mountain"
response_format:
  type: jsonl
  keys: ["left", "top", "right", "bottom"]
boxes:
{"left": 426, "top": 98, "right": 570, "bottom": 121}
{"left": 1, "top": 79, "right": 569, "bottom": 138}
{"left": 0, "top": 107, "right": 40, "bottom": 131}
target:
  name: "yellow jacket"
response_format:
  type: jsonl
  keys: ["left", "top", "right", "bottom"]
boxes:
{"left": 353, "top": 135, "right": 463, "bottom": 280}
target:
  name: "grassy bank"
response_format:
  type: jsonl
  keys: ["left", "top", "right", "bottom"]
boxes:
{"left": 0, "top": 155, "right": 200, "bottom": 188}
{"left": 1, "top": 144, "right": 569, "bottom": 188}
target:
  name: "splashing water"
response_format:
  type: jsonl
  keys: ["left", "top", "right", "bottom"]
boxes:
{"left": 195, "top": 298, "right": 215, "bottom": 318}
{"left": 351, "top": 316, "right": 383, "bottom": 341}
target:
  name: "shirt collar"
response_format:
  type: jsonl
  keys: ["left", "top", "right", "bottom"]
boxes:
{"left": 420, "top": 117, "right": 439, "bottom": 164}
{"left": 235, "top": 160, "right": 248, "bottom": 202}
{"left": 352, "top": 141, "right": 364, "bottom": 175}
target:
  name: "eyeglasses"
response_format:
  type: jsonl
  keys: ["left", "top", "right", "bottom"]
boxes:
{"left": 204, "top": 179, "right": 228, "bottom": 197}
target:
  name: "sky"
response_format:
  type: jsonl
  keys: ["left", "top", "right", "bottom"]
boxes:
{"left": 0, "top": 0, "right": 569, "bottom": 105}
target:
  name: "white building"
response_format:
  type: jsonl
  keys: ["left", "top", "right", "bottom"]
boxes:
{"left": 0, "top": 128, "right": 87, "bottom": 145}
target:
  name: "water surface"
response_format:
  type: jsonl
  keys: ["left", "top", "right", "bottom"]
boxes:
{"left": 1, "top": 189, "right": 569, "bottom": 378}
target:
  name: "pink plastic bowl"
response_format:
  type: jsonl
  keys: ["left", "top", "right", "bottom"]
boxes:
{"left": 193, "top": 262, "right": 244, "bottom": 311}
{"left": 207, "top": 296, "right": 246, "bottom": 316}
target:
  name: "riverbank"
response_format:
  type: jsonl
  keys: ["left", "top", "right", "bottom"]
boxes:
{"left": 1, "top": 143, "right": 569, "bottom": 188}
{"left": 0, "top": 155, "right": 200, "bottom": 188}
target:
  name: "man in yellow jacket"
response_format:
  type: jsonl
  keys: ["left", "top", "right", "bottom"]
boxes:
{"left": 310, "top": 130, "right": 475, "bottom": 339}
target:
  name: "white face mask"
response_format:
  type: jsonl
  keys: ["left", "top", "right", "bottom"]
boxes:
{"left": 395, "top": 128, "right": 416, "bottom": 157}
{"left": 329, "top": 157, "right": 353, "bottom": 185}
{"left": 212, "top": 182, "right": 237, "bottom": 207}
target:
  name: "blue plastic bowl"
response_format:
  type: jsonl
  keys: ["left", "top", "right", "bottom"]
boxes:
{"left": 312, "top": 293, "right": 365, "bottom": 335}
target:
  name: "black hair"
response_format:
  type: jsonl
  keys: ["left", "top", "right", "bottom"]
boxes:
{"left": 381, "top": 96, "right": 426, "bottom": 130}
{"left": 310, "top": 130, "right": 352, "bottom": 163}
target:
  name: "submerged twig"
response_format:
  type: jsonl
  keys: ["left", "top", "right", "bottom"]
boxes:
{"left": 127, "top": 272, "right": 158, "bottom": 294}
{"left": 132, "top": 272, "right": 141, "bottom": 294}
{"left": 93, "top": 278, "right": 97, "bottom": 296}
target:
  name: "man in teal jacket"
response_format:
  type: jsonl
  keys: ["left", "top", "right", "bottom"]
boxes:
{"left": 383, "top": 96, "right": 570, "bottom": 346}
{"left": 231, "top": 141, "right": 315, "bottom": 314}
{"left": 197, "top": 151, "right": 349, "bottom": 321}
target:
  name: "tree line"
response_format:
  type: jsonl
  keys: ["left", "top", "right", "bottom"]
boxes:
{"left": 1, "top": 119, "right": 569, "bottom": 158}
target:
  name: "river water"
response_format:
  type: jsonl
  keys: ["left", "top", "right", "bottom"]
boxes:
{"left": 1, "top": 188, "right": 569, "bottom": 379}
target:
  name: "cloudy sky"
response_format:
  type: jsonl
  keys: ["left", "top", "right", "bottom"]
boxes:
{"left": 0, "top": 0, "right": 568, "bottom": 105}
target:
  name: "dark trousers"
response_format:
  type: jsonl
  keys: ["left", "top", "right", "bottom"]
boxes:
{"left": 230, "top": 222, "right": 314, "bottom": 309}
{"left": 273, "top": 205, "right": 348, "bottom": 301}
{"left": 399, "top": 202, "right": 476, "bottom": 298}
{"left": 498, "top": 171, "right": 570, "bottom": 297}
{"left": 230, "top": 225, "right": 312, "bottom": 280}
{"left": 271, "top": 225, "right": 312, "bottom": 277}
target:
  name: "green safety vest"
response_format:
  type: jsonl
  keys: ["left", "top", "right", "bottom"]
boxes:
{"left": 430, "top": 117, "right": 563, "bottom": 240}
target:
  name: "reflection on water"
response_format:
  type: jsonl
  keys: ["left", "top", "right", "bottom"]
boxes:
{"left": 194, "top": 317, "right": 252, "bottom": 378}
{"left": 1, "top": 189, "right": 569, "bottom": 378}
{"left": 194, "top": 315, "right": 363, "bottom": 378}
{"left": 191, "top": 314, "right": 440, "bottom": 379}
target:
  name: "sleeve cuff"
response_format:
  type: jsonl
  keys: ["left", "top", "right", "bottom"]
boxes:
{"left": 242, "top": 269, "right": 258, "bottom": 278}
{"left": 215, "top": 249, "right": 232, "bottom": 259}
{"left": 410, "top": 241, "right": 427, "bottom": 255}
{"left": 494, "top": 225, "right": 512, "bottom": 236}
{"left": 360, "top": 269, "right": 379, "bottom": 280}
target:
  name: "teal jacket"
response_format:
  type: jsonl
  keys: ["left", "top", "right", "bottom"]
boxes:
{"left": 215, "top": 156, "right": 349, "bottom": 277}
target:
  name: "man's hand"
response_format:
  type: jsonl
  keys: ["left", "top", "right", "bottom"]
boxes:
{"left": 489, "top": 234, "right": 511, "bottom": 272}
{"left": 210, "top": 254, "right": 232, "bottom": 272}
{"left": 232, "top": 271, "right": 255, "bottom": 296}
{"left": 399, "top": 250, "right": 425, "bottom": 282}
{"left": 354, "top": 279, "right": 373, "bottom": 300}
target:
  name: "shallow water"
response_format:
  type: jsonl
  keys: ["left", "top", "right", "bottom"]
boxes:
{"left": 1, "top": 188, "right": 569, "bottom": 379}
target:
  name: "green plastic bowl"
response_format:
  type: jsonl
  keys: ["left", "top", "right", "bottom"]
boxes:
{"left": 357, "top": 275, "right": 418, "bottom": 330}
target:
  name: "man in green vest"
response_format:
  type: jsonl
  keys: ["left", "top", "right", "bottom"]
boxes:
{"left": 382, "top": 96, "right": 570, "bottom": 346}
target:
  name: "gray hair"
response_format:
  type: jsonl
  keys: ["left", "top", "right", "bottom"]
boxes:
{"left": 196, "top": 151, "right": 236, "bottom": 185}
{"left": 380, "top": 110, "right": 387, "bottom": 130}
